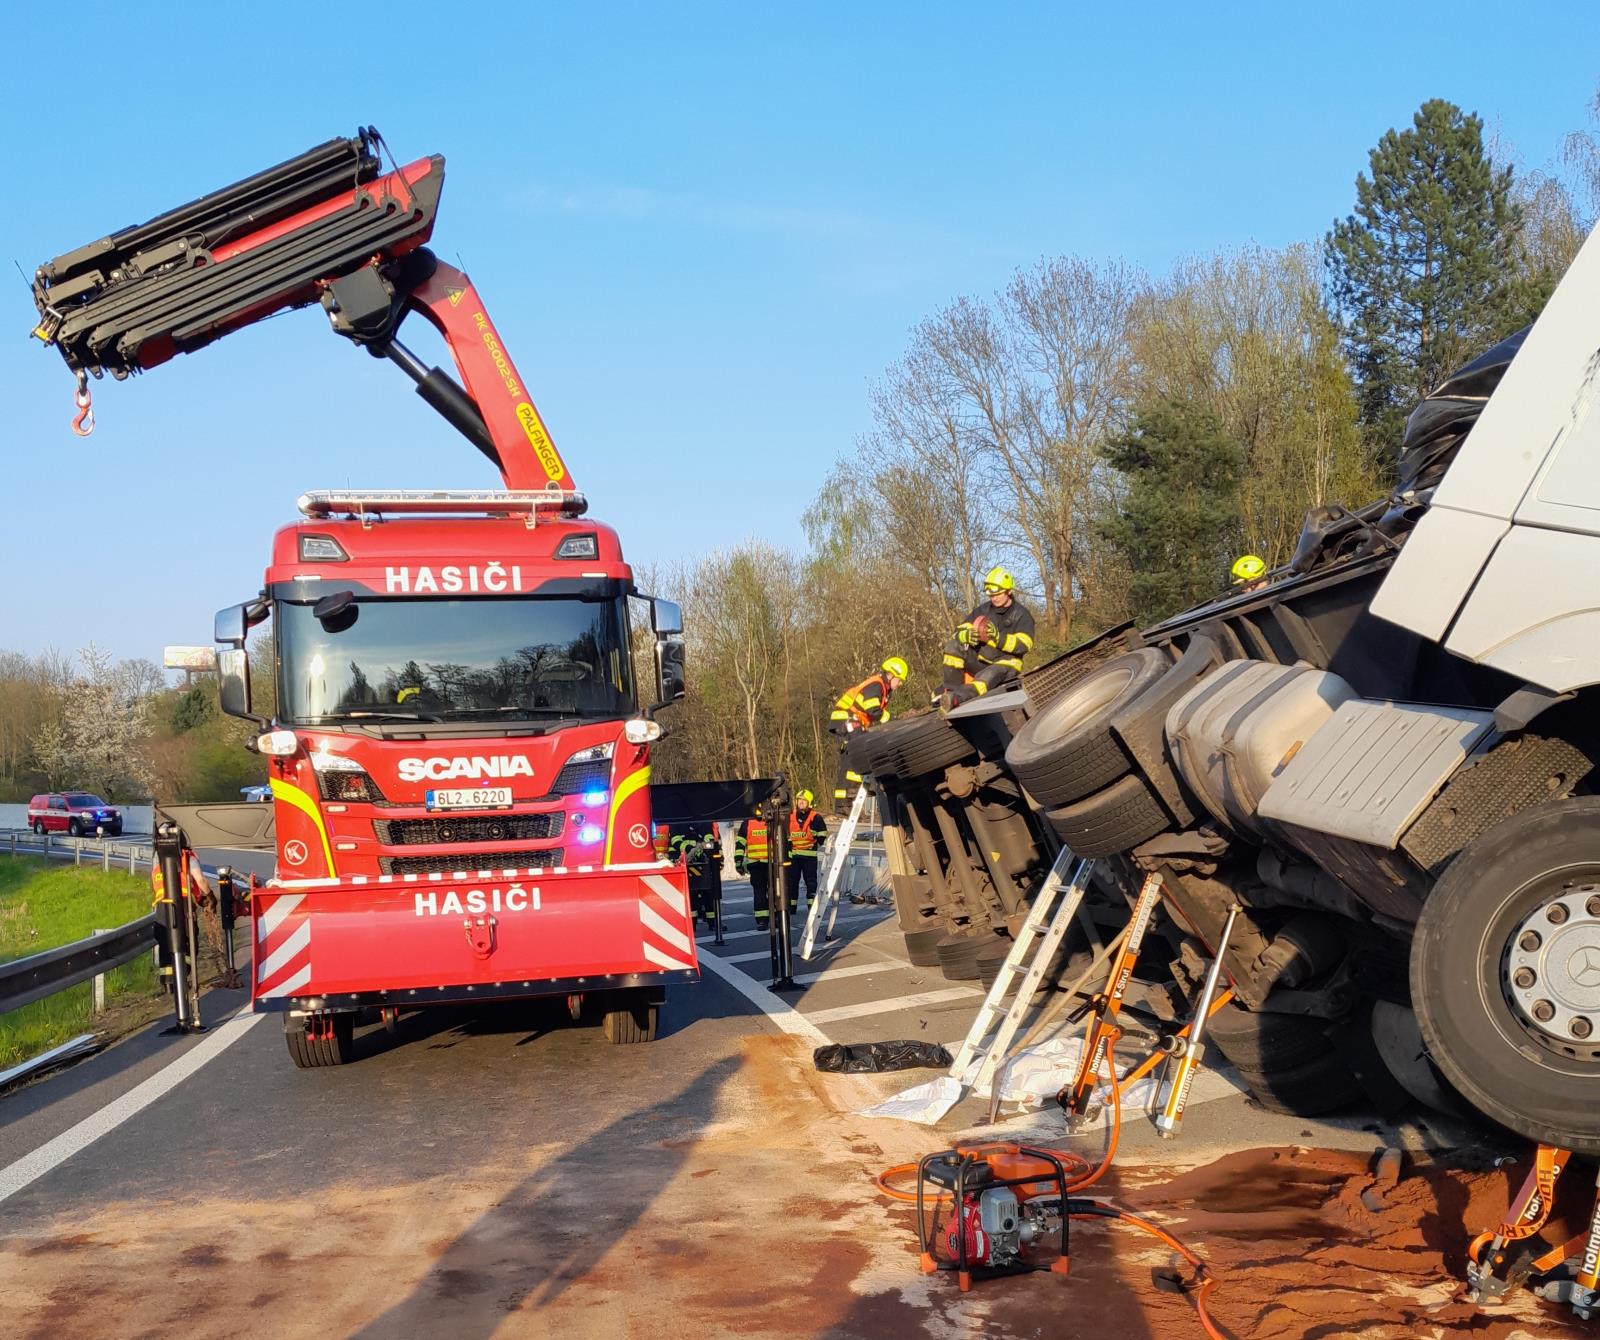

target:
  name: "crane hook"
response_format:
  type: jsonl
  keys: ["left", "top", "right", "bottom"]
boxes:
{"left": 71, "top": 372, "right": 94, "bottom": 437}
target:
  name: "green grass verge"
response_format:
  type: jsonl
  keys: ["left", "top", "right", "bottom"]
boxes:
{"left": 0, "top": 856, "right": 163, "bottom": 1069}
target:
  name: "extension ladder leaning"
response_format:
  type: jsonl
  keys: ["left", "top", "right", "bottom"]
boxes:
{"left": 800, "top": 783, "right": 871, "bottom": 960}
{"left": 945, "top": 848, "right": 1096, "bottom": 1105}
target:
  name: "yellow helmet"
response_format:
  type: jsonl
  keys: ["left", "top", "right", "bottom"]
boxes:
{"left": 798, "top": 789, "right": 814, "bottom": 807}
{"left": 881, "top": 656, "right": 909, "bottom": 681}
{"left": 1230, "top": 554, "right": 1267, "bottom": 584}
{"left": 983, "top": 566, "right": 1015, "bottom": 593}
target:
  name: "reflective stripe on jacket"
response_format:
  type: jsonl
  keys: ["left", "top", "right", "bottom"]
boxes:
{"left": 788, "top": 808, "right": 828, "bottom": 858}
{"left": 737, "top": 818, "right": 769, "bottom": 863}
{"left": 831, "top": 672, "right": 892, "bottom": 728}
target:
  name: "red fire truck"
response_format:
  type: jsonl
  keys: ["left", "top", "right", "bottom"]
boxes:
{"left": 30, "top": 129, "right": 697, "bottom": 1065}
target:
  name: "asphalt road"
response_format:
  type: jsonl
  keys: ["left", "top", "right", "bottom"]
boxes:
{"left": 0, "top": 871, "right": 1570, "bottom": 1339}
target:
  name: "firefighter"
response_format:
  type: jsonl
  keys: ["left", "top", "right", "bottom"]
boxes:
{"left": 828, "top": 656, "right": 908, "bottom": 811}
{"left": 670, "top": 822, "right": 722, "bottom": 927}
{"left": 1231, "top": 553, "right": 1268, "bottom": 592}
{"left": 784, "top": 789, "right": 830, "bottom": 915}
{"left": 940, "top": 567, "right": 1036, "bottom": 709}
{"left": 734, "top": 812, "right": 773, "bottom": 922}
{"left": 653, "top": 822, "right": 673, "bottom": 863}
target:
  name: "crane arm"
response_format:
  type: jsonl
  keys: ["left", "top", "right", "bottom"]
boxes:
{"left": 30, "top": 126, "right": 572, "bottom": 491}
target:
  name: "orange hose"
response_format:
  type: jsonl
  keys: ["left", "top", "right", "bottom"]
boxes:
{"left": 873, "top": 1034, "right": 1231, "bottom": 1338}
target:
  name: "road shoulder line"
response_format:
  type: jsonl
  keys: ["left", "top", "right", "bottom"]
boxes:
{"left": 0, "top": 1010, "right": 264, "bottom": 1206}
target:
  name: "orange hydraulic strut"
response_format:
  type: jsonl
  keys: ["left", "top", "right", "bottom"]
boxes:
{"left": 1058, "top": 871, "right": 1165, "bottom": 1126}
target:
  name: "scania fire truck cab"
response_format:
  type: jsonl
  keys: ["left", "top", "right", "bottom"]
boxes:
{"left": 30, "top": 129, "right": 698, "bottom": 1064}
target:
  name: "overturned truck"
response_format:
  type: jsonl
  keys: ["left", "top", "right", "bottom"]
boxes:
{"left": 858, "top": 226, "right": 1600, "bottom": 1155}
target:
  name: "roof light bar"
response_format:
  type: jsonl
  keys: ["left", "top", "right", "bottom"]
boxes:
{"left": 296, "top": 489, "right": 588, "bottom": 519}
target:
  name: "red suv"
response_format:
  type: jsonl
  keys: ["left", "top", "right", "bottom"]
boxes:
{"left": 28, "top": 793, "right": 123, "bottom": 837}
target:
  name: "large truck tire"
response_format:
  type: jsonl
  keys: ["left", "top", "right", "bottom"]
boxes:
{"left": 1205, "top": 1005, "right": 1363, "bottom": 1115}
{"left": 890, "top": 713, "right": 978, "bottom": 779}
{"left": 936, "top": 930, "right": 985, "bottom": 980}
{"left": 285, "top": 1012, "right": 354, "bottom": 1068}
{"left": 1005, "top": 649, "right": 1168, "bottom": 807}
{"left": 601, "top": 989, "right": 660, "bottom": 1043}
{"left": 903, "top": 925, "right": 945, "bottom": 966}
{"left": 1411, "top": 798, "right": 1600, "bottom": 1155}
{"left": 1044, "top": 774, "right": 1169, "bottom": 858}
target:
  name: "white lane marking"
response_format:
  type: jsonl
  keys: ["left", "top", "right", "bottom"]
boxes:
{"left": 803, "top": 987, "right": 980, "bottom": 1026}
{"left": 698, "top": 929, "right": 769, "bottom": 944}
{"left": 791, "top": 961, "right": 920, "bottom": 986}
{"left": 693, "top": 952, "right": 827, "bottom": 1045}
{"left": 0, "top": 1010, "right": 266, "bottom": 1206}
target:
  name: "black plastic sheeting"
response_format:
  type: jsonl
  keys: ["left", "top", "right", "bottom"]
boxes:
{"left": 812, "top": 1040, "right": 953, "bottom": 1073}
{"left": 1398, "top": 327, "right": 1527, "bottom": 495}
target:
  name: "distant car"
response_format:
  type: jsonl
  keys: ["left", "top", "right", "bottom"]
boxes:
{"left": 28, "top": 792, "right": 123, "bottom": 837}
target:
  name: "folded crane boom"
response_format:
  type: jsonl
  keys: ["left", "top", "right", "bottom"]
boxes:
{"left": 30, "top": 126, "right": 572, "bottom": 491}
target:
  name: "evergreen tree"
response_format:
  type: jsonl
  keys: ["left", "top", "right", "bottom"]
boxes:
{"left": 1326, "top": 99, "right": 1521, "bottom": 466}
{"left": 1099, "top": 400, "right": 1244, "bottom": 625}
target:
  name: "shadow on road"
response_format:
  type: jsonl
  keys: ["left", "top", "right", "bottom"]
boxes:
{"left": 344, "top": 1053, "right": 740, "bottom": 1339}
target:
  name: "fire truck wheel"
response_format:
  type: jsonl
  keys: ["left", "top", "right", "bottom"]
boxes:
{"left": 601, "top": 991, "right": 660, "bottom": 1044}
{"left": 1412, "top": 798, "right": 1600, "bottom": 1155}
{"left": 284, "top": 1012, "right": 354, "bottom": 1068}
{"left": 68, "top": 819, "right": 83, "bottom": 837}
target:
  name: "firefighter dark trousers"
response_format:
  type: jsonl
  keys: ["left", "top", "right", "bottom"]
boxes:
{"left": 941, "top": 640, "right": 1021, "bottom": 695}
{"left": 833, "top": 745, "right": 864, "bottom": 816}
{"left": 785, "top": 856, "right": 818, "bottom": 912}
{"left": 750, "top": 863, "right": 771, "bottom": 920}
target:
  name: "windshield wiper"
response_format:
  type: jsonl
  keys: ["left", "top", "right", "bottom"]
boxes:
{"left": 303, "top": 708, "right": 445, "bottom": 723}
{"left": 439, "top": 705, "right": 571, "bottom": 716}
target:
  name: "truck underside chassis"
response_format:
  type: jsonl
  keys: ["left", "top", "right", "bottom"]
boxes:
{"left": 861, "top": 556, "right": 1600, "bottom": 1147}
{"left": 255, "top": 861, "right": 696, "bottom": 1067}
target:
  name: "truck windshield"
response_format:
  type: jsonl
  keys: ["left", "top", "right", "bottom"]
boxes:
{"left": 276, "top": 596, "right": 634, "bottom": 724}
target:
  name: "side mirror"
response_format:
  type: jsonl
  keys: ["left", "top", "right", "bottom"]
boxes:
{"left": 218, "top": 648, "right": 254, "bottom": 719}
{"left": 655, "top": 638, "right": 687, "bottom": 705}
{"left": 163, "top": 646, "right": 216, "bottom": 672}
{"left": 214, "top": 604, "right": 248, "bottom": 647}
{"left": 651, "top": 598, "right": 683, "bottom": 637}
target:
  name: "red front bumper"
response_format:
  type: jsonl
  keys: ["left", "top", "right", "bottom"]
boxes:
{"left": 250, "top": 860, "right": 697, "bottom": 1010}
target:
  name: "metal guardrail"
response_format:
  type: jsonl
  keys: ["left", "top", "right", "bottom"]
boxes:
{"left": 0, "top": 914, "right": 159, "bottom": 1014}
{"left": 1, "top": 826, "right": 153, "bottom": 873}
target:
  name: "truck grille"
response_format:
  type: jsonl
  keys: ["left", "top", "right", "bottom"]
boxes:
{"left": 549, "top": 757, "right": 611, "bottom": 796}
{"left": 380, "top": 848, "right": 566, "bottom": 876}
{"left": 373, "top": 814, "right": 564, "bottom": 846}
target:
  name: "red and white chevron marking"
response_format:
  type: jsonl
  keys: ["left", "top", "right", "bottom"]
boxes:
{"left": 638, "top": 874, "right": 696, "bottom": 972}
{"left": 255, "top": 892, "right": 312, "bottom": 999}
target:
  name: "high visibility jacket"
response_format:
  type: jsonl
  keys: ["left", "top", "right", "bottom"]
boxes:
{"left": 735, "top": 818, "right": 769, "bottom": 866}
{"left": 653, "top": 823, "right": 673, "bottom": 861}
{"left": 788, "top": 808, "right": 828, "bottom": 859}
{"left": 955, "top": 598, "right": 1037, "bottom": 669}
{"left": 668, "top": 824, "right": 719, "bottom": 877}
{"left": 830, "top": 672, "right": 893, "bottom": 729}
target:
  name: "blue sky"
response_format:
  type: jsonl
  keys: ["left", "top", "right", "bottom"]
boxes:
{"left": 1, "top": 2, "right": 1594, "bottom": 663}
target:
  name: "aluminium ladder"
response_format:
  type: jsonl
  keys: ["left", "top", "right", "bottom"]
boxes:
{"left": 946, "top": 848, "right": 1095, "bottom": 1105}
{"left": 800, "top": 783, "right": 870, "bottom": 959}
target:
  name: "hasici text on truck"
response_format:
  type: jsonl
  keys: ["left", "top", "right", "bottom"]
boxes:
{"left": 29, "top": 129, "right": 696, "bottom": 1065}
